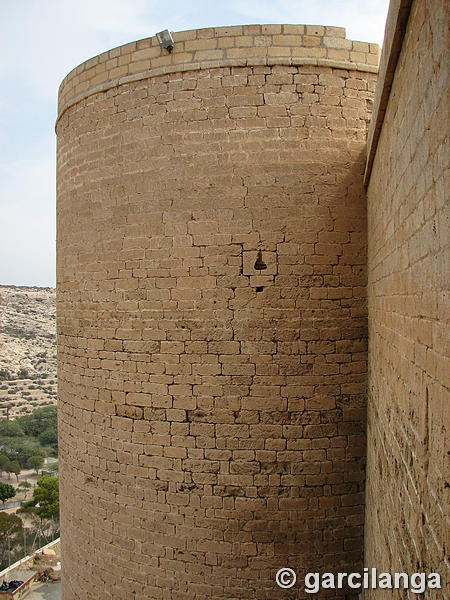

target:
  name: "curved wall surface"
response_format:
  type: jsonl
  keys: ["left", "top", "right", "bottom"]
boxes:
{"left": 56, "top": 25, "right": 378, "bottom": 599}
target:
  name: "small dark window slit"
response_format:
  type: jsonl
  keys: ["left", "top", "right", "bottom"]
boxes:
{"left": 254, "top": 250, "right": 267, "bottom": 270}
{"left": 256, "top": 286, "right": 264, "bottom": 293}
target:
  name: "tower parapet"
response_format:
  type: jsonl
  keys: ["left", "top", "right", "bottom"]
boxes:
{"left": 57, "top": 25, "right": 379, "bottom": 121}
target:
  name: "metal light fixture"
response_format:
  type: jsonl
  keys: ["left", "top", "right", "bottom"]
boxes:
{"left": 156, "top": 29, "right": 174, "bottom": 53}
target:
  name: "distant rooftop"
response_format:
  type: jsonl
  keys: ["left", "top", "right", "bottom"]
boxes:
{"left": 28, "top": 582, "right": 61, "bottom": 600}
{"left": 0, "top": 540, "right": 61, "bottom": 600}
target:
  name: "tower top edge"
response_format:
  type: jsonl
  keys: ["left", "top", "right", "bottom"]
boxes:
{"left": 57, "top": 24, "right": 380, "bottom": 122}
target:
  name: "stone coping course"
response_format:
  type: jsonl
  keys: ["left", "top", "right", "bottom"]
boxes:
{"left": 364, "top": 0, "right": 413, "bottom": 184}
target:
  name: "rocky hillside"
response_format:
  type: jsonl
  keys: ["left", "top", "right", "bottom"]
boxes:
{"left": 0, "top": 285, "right": 57, "bottom": 418}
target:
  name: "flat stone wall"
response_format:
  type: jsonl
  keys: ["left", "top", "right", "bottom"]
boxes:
{"left": 365, "top": 0, "right": 448, "bottom": 596}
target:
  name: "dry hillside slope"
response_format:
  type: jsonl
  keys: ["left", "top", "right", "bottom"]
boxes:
{"left": 0, "top": 285, "right": 57, "bottom": 418}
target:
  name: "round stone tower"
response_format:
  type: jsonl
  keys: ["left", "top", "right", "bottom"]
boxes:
{"left": 56, "top": 25, "right": 378, "bottom": 599}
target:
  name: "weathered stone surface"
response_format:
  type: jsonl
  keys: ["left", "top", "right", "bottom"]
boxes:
{"left": 57, "top": 24, "right": 376, "bottom": 600}
{"left": 364, "top": 0, "right": 448, "bottom": 597}
{"left": 56, "top": 2, "right": 448, "bottom": 597}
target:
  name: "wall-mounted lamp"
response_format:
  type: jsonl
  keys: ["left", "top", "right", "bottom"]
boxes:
{"left": 156, "top": 29, "right": 174, "bottom": 53}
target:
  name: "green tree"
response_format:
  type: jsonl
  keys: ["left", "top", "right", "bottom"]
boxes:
{"left": 39, "top": 426, "right": 58, "bottom": 450}
{"left": 17, "top": 406, "right": 57, "bottom": 438}
{"left": 0, "top": 455, "right": 11, "bottom": 477}
{"left": 0, "top": 420, "right": 24, "bottom": 437}
{"left": 9, "top": 460, "right": 21, "bottom": 482}
{"left": 22, "top": 476, "right": 59, "bottom": 521}
{"left": 3, "top": 459, "right": 14, "bottom": 480}
{"left": 0, "top": 513, "right": 22, "bottom": 569}
{"left": 0, "top": 440, "right": 46, "bottom": 470}
{"left": 27, "top": 454, "right": 45, "bottom": 474}
{"left": 0, "top": 483, "right": 16, "bottom": 503}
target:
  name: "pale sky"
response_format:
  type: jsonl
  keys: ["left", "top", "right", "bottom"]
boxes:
{"left": 0, "top": 0, "right": 390, "bottom": 287}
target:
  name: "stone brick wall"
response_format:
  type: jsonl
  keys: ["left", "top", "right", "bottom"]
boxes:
{"left": 364, "top": 0, "right": 448, "bottom": 596}
{"left": 56, "top": 26, "right": 377, "bottom": 600}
